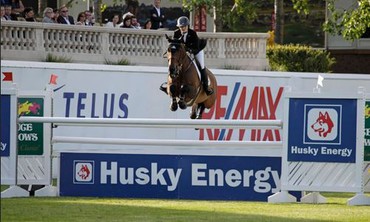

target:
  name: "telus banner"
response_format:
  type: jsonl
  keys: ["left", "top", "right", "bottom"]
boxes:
{"left": 60, "top": 153, "right": 299, "bottom": 201}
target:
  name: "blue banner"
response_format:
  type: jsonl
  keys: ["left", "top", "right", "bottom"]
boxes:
{"left": 1, "top": 95, "right": 11, "bottom": 157}
{"left": 60, "top": 153, "right": 300, "bottom": 201}
{"left": 288, "top": 98, "right": 357, "bottom": 163}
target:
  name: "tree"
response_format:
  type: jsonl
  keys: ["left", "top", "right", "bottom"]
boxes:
{"left": 324, "top": 0, "right": 370, "bottom": 40}
{"left": 173, "top": 0, "right": 223, "bottom": 32}
{"left": 274, "top": 0, "right": 284, "bottom": 44}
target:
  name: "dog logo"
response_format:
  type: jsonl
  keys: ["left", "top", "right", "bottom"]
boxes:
{"left": 305, "top": 107, "right": 340, "bottom": 143}
{"left": 311, "top": 111, "right": 334, "bottom": 138}
{"left": 74, "top": 161, "right": 94, "bottom": 184}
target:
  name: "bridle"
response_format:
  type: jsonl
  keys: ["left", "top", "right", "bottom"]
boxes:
{"left": 167, "top": 43, "right": 194, "bottom": 79}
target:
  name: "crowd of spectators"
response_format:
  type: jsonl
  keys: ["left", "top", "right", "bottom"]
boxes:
{"left": 1, "top": 0, "right": 167, "bottom": 30}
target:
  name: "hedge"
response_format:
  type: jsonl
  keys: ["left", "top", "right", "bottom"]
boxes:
{"left": 266, "top": 44, "right": 335, "bottom": 72}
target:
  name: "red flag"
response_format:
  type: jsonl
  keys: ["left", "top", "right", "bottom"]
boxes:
{"left": 2, "top": 72, "right": 13, "bottom": 81}
{"left": 49, "top": 74, "right": 58, "bottom": 85}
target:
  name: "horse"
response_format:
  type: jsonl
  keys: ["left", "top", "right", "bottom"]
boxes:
{"left": 162, "top": 38, "right": 217, "bottom": 119}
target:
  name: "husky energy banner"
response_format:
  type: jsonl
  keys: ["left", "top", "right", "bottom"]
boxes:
{"left": 18, "top": 97, "right": 44, "bottom": 155}
{"left": 60, "top": 153, "right": 300, "bottom": 201}
{"left": 287, "top": 98, "right": 357, "bottom": 163}
{"left": 365, "top": 101, "right": 370, "bottom": 161}
{"left": 1, "top": 95, "right": 11, "bottom": 157}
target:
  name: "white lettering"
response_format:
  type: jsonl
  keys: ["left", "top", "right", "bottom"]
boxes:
{"left": 18, "top": 123, "right": 33, "bottom": 131}
{"left": 0, "top": 142, "right": 7, "bottom": 151}
{"left": 225, "top": 169, "right": 241, "bottom": 187}
{"left": 167, "top": 168, "right": 182, "bottom": 191}
{"left": 321, "top": 147, "right": 352, "bottom": 157}
{"left": 151, "top": 163, "right": 166, "bottom": 186}
{"left": 135, "top": 167, "right": 150, "bottom": 185}
{"left": 101, "top": 161, "right": 117, "bottom": 184}
{"left": 192, "top": 163, "right": 207, "bottom": 186}
{"left": 291, "top": 146, "right": 318, "bottom": 156}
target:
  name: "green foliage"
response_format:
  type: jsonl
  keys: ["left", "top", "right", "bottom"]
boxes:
{"left": 267, "top": 44, "right": 335, "bottom": 72}
{"left": 324, "top": 0, "right": 370, "bottom": 40}
{"left": 291, "top": 0, "right": 310, "bottom": 15}
{"left": 223, "top": 64, "right": 242, "bottom": 70}
{"left": 45, "top": 53, "right": 72, "bottom": 63}
{"left": 104, "top": 58, "right": 131, "bottom": 65}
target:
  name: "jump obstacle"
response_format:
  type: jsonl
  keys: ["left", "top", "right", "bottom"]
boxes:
{"left": 1, "top": 82, "right": 370, "bottom": 205}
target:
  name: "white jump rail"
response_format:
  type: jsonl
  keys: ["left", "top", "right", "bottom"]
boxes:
{"left": 19, "top": 117, "right": 283, "bottom": 148}
{"left": 18, "top": 117, "right": 283, "bottom": 129}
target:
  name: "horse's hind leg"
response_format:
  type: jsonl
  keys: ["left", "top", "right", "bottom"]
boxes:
{"left": 196, "top": 103, "right": 205, "bottom": 119}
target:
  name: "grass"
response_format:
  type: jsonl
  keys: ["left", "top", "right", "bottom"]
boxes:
{"left": 44, "top": 53, "right": 72, "bottom": 63}
{"left": 104, "top": 58, "right": 131, "bottom": 65}
{"left": 1, "top": 191, "right": 369, "bottom": 222}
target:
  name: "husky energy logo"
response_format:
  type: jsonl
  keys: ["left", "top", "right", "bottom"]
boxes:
{"left": 305, "top": 106, "right": 340, "bottom": 143}
{"left": 200, "top": 83, "right": 284, "bottom": 141}
{"left": 74, "top": 161, "right": 94, "bottom": 184}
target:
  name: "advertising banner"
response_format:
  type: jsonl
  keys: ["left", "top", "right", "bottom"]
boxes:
{"left": 365, "top": 101, "right": 370, "bottom": 161}
{"left": 17, "top": 97, "right": 44, "bottom": 155}
{"left": 60, "top": 153, "right": 300, "bottom": 201}
{"left": 287, "top": 98, "right": 357, "bottom": 163}
{"left": 1, "top": 95, "right": 11, "bottom": 157}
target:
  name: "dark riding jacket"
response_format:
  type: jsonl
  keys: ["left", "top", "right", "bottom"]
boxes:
{"left": 174, "top": 28, "right": 206, "bottom": 55}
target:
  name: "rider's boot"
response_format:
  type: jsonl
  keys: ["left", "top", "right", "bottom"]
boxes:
{"left": 201, "top": 68, "right": 213, "bottom": 96}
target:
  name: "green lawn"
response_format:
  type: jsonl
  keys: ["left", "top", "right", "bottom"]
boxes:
{"left": 1, "top": 192, "right": 369, "bottom": 222}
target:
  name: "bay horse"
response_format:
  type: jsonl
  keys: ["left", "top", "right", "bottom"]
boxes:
{"left": 162, "top": 38, "right": 217, "bottom": 119}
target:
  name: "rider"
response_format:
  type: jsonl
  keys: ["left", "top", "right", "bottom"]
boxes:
{"left": 173, "top": 16, "right": 213, "bottom": 95}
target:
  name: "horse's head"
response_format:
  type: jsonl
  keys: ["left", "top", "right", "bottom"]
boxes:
{"left": 166, "top": 40, "right": 186, "bottom": 79}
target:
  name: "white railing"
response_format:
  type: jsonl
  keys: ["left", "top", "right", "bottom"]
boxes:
{"left": 1, "top": 21, "right": 269, "bottom": 70}
{"left": 18, "top": 117, "right": 283, "bottom": 148}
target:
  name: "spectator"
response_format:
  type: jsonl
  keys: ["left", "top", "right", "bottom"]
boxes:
{"left": 84, "top": 10, "right": 94, "bottom": 26}
{"left": 3, "top": 5, "right": 15, "bottom": 20}
{"left": 76, "top": 12, "right": 86, "bottom": 25}
{"left": 57, "top": 5, "right": 74, "bottom": 25}
{"left": 24, "top": 7, "right": 36, "bottom": 22}
{"left": 52, "top": 8, "right": 59, "bottom": 23}
{"left": 143, "top": 19, "right": 152, "bottom": 29}
{"left": 42, "top": 7, "right": 55, "bottom": 23}
{"left": 131, "top": 16, "right": 141, "bottom": 29}
{"left": 150, "top": 0, "right": 165, "bottom": 29}
{"left": 11, "top": 0, "right": 24, "bottom": 16}
{"left": 121, "top": 15, "right": 132, "bottom": 28}
{"left": 1, "top": 5, "right": 6, "bottom": 21}
{"left": 105, "top": 14, "right": 121, "bottom": 28}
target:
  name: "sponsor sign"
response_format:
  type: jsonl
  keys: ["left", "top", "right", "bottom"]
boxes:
{"left": 288, "top": 98, "right": 357, "bottom": 163}
{"left": 365, "top": 101, "right": 370, "bottom": 161}
{"left": 17, "top": 97, "right": 44, "bottom": 155}
{"left": 1, "top": 95, "right": 11, "bottom": 157}
{"left": 60, "top": 153, "right": 300, "bottom": 201}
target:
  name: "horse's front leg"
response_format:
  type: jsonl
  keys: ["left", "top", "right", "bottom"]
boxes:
{"left": 190, "top": 104, "right": 197, "bottom": 119}
{"left": 178, "top": 85, "right": 189, "bottom": 110}
{"left": 169, "top": 85, "right": 178, "bottom": 111}
{"left": 196, "top": 103, "right": 205, "bottom": 119}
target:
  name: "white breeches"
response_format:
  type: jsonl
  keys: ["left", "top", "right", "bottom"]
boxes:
{"left": 195, "top": 50, "right": 205, "bottom": 70}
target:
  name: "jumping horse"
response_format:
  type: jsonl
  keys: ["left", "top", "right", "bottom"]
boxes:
{"left": 161, "top": 37, "right": 217, "bottom": 119}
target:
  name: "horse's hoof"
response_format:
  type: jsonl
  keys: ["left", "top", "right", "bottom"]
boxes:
{"left": 196, "top": 115, "right": 202, "bottom": 119}
{"left": 170, "top": 103, "right": 178, "bottom": 111}
{"left": 178, "top": 101, "right": 187, "bottom": 110}
{"left": 190, "top": 113, "right": 196, "bottom": 119}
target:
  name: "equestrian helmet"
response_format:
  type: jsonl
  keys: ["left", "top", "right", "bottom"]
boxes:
{"left": 177, "top": 16, "right": 190, "bottom": 27}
